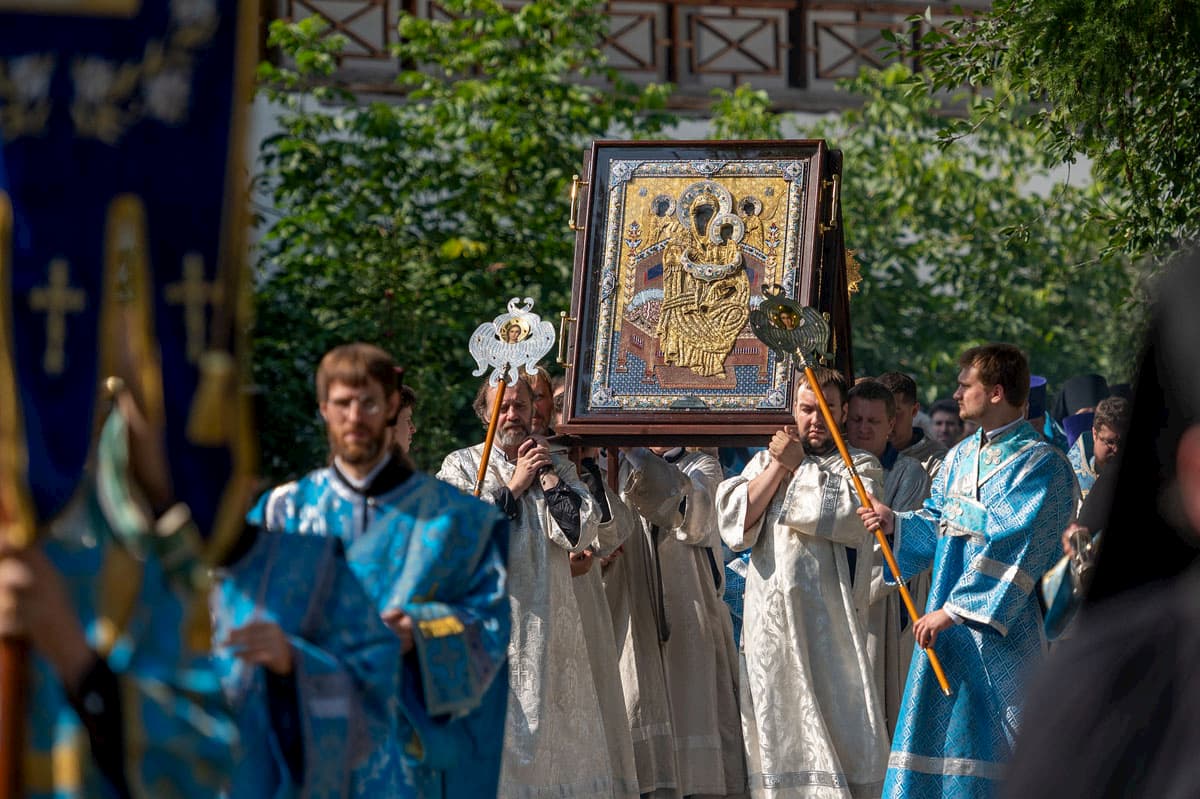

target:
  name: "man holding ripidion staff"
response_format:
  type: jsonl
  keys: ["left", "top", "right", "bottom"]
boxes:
{"left": 858, "top": 343, "right": 1076, "bottom": 799}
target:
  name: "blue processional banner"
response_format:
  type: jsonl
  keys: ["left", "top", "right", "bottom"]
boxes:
{"left": 0, "top": 0, "right": 256, "bottom": 551}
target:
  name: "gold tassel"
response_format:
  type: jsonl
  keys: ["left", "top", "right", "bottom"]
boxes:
{"left": 186, "top": 350, "right": 235, "bottom": 446}
{"left": 185, "top": 589, "right": 213, "bottom": 653}
{"left": 846, "top": 249, "right": 864, "bottom": 295}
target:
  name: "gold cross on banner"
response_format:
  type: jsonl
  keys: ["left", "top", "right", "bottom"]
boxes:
{"left": 165, "top": 253, "right": 219, "bottom": 363}
{"left": 29, "top": 258, "right": 86, "bottom": 375}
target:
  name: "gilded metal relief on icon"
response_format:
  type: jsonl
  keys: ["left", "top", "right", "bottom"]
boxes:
{"left": 590, "top": 159, "right": 810, "bottom": 412}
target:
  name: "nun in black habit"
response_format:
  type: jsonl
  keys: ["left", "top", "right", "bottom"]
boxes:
{"left": 1002, "top": 247, "right": 1200, "bottom": 799}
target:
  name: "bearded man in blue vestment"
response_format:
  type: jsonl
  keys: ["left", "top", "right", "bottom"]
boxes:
{"left": 251, "top": 343, "right": 511, "bottom": 799}
{"left": 858, "top": 344, "right": 1077, "bottom": 799}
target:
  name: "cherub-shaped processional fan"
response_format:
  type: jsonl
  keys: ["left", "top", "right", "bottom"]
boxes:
{"left": 469, "top": 297, "right": 556, "bottom": 386}
{"left": 466, "top": 297, "right": 555, "bottom": 495}
{"left": 748, "top": 284, "right": 952, "bottom": 698}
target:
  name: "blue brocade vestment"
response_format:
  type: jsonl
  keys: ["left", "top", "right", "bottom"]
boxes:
{"left": 884, "top": 422, "right": 1076, "bottom": 799}
{"left": 30, "top": 497, "right": 237, "bottom": 799}
{"left": 251, "top": 458, "right": 511, "bottom": 799}
{"left": 212, "top": 531, "right": 406, "bottom": 798}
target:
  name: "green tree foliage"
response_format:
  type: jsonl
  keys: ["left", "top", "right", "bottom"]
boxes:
{"left": 822, "top": 68, "right": 1140, "bottom": 398}
{"left": 708, "top": 84, "right": 783, "bottom": 140}
{"left": 710, "top": 67, "right": 1141, "bottom": 399}
{"left": 890, "top": 0, "right": 1200, "bottom": 260}
{"left": 252, "top": 3, "right": 671, "bottom": 478}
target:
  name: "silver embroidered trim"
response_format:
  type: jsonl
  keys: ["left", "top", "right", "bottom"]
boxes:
{"left": 888, "top": 751, "right": 1006, "bottom": 781}
{"left": 750, "top": 770, "right": 882, "bottom": 791}
{"left": 816, "top": 472, "right": 841, "bottom": 539}
{"left": 941, "top": 522, "right": 986, "bottom": 545}
{"left": 942, "top": 602, "right": 1008, "bottom": 637}
{"left": 971, "top": 555, "right": 1035, "bottom": 595}
{"left": 629, "top": 722, "right": 674, "bottom": 743}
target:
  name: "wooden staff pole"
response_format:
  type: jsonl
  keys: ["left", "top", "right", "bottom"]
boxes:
{"left": 0, "top": 634, "right": 28, "bottom": 799}
{"left": 473, "top": 368, "right": 510, "bottom": 497}
{"left": 0, "top": 513, "right": 31, "bottom": 799}
{"left": 0, "top": 191, "right": 28, "bottom": 798}
{"left": 802, "top": 364, "right": 953, "bottom": 697}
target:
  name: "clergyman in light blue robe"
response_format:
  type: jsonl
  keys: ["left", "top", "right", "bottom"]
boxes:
{"left": 882, "top": 421, "right": 1076, "bottom": 799}
{"left": 252, "top": 454, "right": 510, "bottom": 799}
{"left": 212, "top": 529, "right": 407, "bottom": 798}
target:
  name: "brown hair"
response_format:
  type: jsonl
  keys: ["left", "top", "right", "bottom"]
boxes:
{"left": 849, "top": 379, "right": 897, "bottom": 419}
{"left": 877, "top": 371, "right": 918, "bottom": 405}
{"left": 522, "top": 368, "right": 552, "bottom": 397}
{"left": 958, "top": 344, "right": 1030, "bottom": 408}
{"left": 1094, "top": 396, "right": 1132, "bottom": 435}
{"left": 397, "top": 384, "right": 417, "bottom": 411}
{"left": 803, "top": 365, "right": 850, "bottom": 406}
{"left": 472, "top": 377, "right": 532, "bottom": 425}
{"left": 315, "top": 343, "right": 398, "bottom": 403}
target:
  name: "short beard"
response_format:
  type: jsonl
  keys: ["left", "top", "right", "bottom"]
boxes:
{"left": 330, "top": 429, "right": 386, "bottom": 466}
{"left": 803, "top": 437, "right": 836, "bottom": 457}
{"left": 496, "top": 422, "right": 530, "bottom": 452}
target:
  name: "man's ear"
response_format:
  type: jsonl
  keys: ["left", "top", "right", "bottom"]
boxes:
{"left": 910, "top": 403, "right": 919, "bottom": 421}
{"left": 385, "top": 391, "right": 401, "bottom": 423}
{"left": 1177, "top": 425, "right": 1200, "bottom": 537}
{"left": 989, "top": 383, "right": 1007, "bottom": 407}
{"left": 318, "top": 403, "right": 329, "bottom": 424}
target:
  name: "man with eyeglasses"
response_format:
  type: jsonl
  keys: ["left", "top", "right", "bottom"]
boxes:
{"left": 241, "top": 343, "right": 511, "bottom": 799}
{"left": 1068, "top": 395, "right": 1130, "bottom": 503}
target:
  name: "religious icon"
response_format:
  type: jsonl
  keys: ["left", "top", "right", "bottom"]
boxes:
{"left": 500, "top": 319, "right": 529, "bottom": 344}
{"left": 558, "top": 140, "right": 854, "bottom": 445}
{"left": 469, "top": 297, "right": 555, "bottom": 385}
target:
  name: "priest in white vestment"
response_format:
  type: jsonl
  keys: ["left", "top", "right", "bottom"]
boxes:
{"left": 621, "top": 446, "right": 748, "bottom": 799}
{"left": 598, "top": 460, "right": 682, "bottom": 799}
{"left": 547, "top": 404, "right": 640, "bottom": 799}
{"left": 847, "top": 380, "right": 932, "bottom": 738}
{"left": 438, "top": 378, "right": 613, "bottom": 799}
{"left": 717, "top": 368, "right": 889, "bottom": 799}
{"left": 570, "top": 453, "right": 642, "bottom": 799}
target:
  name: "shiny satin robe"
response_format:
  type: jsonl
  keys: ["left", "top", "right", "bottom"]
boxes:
{"left": 30, "top": 496, "right": 236, "bottom": 799}
{"left": 883, "top": 423, "right": 1076, "bottom": 799}
{"left": 718, "top": 448, "right": 889, "bottom": 799}
{"left": 574, "top": 478, "right": 641, "bottom": 799}
{"left": 250, "top": 463, "right": 512, "bottom": 799}
{"left": 600, "top": 473, "right": 681, "bottom": 798}
{"left": 900, "top": 429, "right": 947, "bottom": 480}
{"left": 212, "top": 531, "right": 407, "bottom": 798}
{"left": 1067, "top": 431, "right": 1096, "bottom": 503}
{"left": 865, "top": 450, "right": 931, "bottom": 739}
{"left": 438, "top": 444, "right": 613, "bottom": 799}
{"left": 622, "top": 450, "right": 747, "bottom": 798}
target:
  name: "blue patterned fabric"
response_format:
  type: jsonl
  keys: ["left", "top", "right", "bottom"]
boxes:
{"left": 29, "top": 495, "right": 236, "bottom": 799}
{"left": 212, "top": 531, "right": 406, "bottom": 798}
{"left": 1067, "top": 431, "right": 1096, "bottom": 501}
{"left": 885, "top": 422, "right": 1076, "bottom": 799}
{"left": 252, "top": 466, "right": 510, "bottom": 799}
{"left": 722, "top": 546, "right": 751, "bottom": 647}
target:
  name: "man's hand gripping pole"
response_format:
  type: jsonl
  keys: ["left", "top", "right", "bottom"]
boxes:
{"left": 474, "top": 364, "right": 511, "bottom": 497}
{"left": 747, "top": 284, "right": 951, "bottom": 697}
{"left": 800, "top": 363, "right": 952, "bottom": 697}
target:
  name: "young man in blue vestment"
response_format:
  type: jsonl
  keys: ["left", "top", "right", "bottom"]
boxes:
{"left": 1066, "top": 396, "right": 1129, "bottom": 503}
{"left": 249, "top": 343, "right": 511, "bottom": 799}
{"left": 857, "top": 343, "right": 1077, "bottom": 799}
